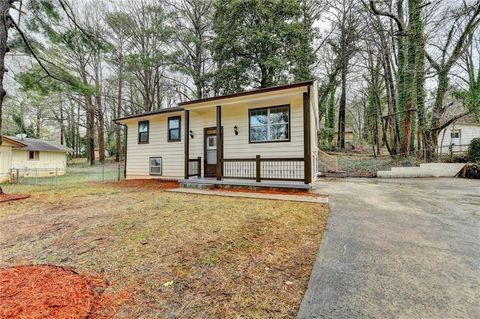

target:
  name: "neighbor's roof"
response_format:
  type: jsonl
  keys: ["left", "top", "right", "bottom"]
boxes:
{"left": 6, "top": 136, "right": 71, "bottom": 152}
{"left": 113, "top": 80, "right": 315, "bottom": 123}
{"left": 1, "top": 136, "right": 27, "bottom": 147}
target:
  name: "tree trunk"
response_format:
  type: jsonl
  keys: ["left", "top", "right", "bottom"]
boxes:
{"left": 115, "top": 66, "right": 123, "bottom": 163}
{"left": 59, "top": 102, "right": 65, "bottom": 145}
{"left": 80, "top": 67, "right": 95, "bottom": 165}
{"left": 337, "top": 61, "right": 347, "bottom": 149}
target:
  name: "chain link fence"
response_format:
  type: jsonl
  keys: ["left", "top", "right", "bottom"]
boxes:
{"left": 8, "top": 163, "right": 126, "bottom": 186}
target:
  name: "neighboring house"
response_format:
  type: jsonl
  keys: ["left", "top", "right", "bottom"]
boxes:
{"left": 115, "top": 81, "right": 319, "bottom": 189}
{"left": 437, "top": 118, "right": 480, "bottom": 155}
{"left": 333, "top": 128, "right": 354, "bottom": 143}
{"left": 94, "top": 149, "right": 111, "bottom": 159}
{"left": 0, "top": 135, "right": 70, "bottom": 183}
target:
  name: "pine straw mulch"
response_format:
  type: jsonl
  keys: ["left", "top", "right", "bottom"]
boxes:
{"left": 0, "top": 265, "right": 93, "bottom": 319}
{"left": 0, "top": 265, "right": 132, "bottom": 319}
{"left": 0, "top": 193, "right": 30, "bottom": 203}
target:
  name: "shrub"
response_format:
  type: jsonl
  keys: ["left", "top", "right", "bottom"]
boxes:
{"left": 467, "top": 138, "right": 480, "bottom": 162}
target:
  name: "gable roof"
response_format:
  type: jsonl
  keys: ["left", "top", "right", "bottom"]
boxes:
{"left": 178, "top": 80, "right": 315, "bottom": 107}
{"left": 113, "top": 81, "right": 316, "bottom": 123}
{"left": 1, "top": 136, "right": 27, "bottom": 147}
{"left": 6, "top": 136, "right": 70, "bottom": 152}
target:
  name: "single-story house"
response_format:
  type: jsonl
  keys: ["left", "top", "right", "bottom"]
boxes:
{"left": 437, "top": 118, "right": 480, "bottom": 155}
{"left": 0, "top": 135, "right": 70, "bottom": 183}
{"left": 114, "top": 81, "right": 320, "bottom": 189}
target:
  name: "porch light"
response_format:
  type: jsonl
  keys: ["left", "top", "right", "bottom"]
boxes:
{"left": 189, "top": 130, "right": 194, "bottom": 139}
{"left": 234, "top": 126, "right": 239, "bottom": 135}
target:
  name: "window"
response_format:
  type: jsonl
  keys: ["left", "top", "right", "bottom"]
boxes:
{"left": 249, "top": 105, "right": 290, "bottom": 143}
{"left": 28, "top": 151, "right": 39, "bottom": 161}
{"left": 149, "top": 157, "right": 162, "bottom": 175}
{"left": 168, "top": 116, "right": 181, "bottom": 142}
{"left": 451, "top": 130, "right": 460, "bottom": 139}
{"left": 138, "top": 121, "right": 149, "bottom": 144}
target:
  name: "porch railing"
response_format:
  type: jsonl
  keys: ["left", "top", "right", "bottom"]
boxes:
{"left": 188, "top": 157, "right": 201, "bottom": 177}
{"left": 222, "top": 156, "right": 305, "bottom": 182}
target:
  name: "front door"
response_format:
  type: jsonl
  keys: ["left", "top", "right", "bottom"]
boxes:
{"left": 204, "top": 127, "right": 222, "bottom": 177}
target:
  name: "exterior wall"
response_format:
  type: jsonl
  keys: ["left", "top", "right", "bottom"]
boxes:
{"left": 11, "top": 150, "right": 67, "bottom": 177}
{"left": 125, "top": 111, "right": 185, "bottom": 179}
{"left": 0, "top": 145, "right": 13, "bottom": 183}
{"left": 438, "top": 123, "right": 480, "bottom": 154}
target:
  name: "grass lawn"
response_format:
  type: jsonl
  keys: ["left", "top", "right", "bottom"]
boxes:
{"left": 0, "top": 181, "right": 328, "bottom": 318}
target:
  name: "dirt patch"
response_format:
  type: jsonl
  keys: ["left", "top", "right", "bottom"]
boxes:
{"left": 0, "top": 193, "right": 30, "bottom": 203}
{"left": 101, "top": 179, "right": 179, "bottom": 190}
{"left": 215, "top": 186, "right": 321, "bottom": 197}
{"left": 0, "top": 265, "right": 94, "bottom": 319}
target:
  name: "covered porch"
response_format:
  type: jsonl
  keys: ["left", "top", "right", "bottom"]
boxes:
{"left": 181, "top": 82, "right": 314, "bottom": 187}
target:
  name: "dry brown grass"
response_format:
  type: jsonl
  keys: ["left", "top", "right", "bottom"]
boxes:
{"left": 0, "top": 182, "right": 328, "bottom": 318}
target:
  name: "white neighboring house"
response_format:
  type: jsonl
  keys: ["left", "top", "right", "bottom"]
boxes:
{"left": 0, "top": 135, "right": 70, "bottom": 183}
{"left": 437, "top": 118, "right": 480, "bottom": 155}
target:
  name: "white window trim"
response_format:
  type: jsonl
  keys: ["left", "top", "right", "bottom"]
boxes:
{"left": 149, "top": 157, "right": 162, "bottom": 176}
{"left": 249, "top": 105, "right": 290, "bottom": 143}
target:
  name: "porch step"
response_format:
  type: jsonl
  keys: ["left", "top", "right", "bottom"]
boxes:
{"left": 179, "top": 178, "right": 311, "bottom": 190}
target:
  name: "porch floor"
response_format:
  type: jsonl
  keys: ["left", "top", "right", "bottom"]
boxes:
{"left": 179, "top": 178, "right": 311, "bottom": 190}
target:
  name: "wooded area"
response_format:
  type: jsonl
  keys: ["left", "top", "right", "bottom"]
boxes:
{"left": 0, "top": 0, "right": 479, "bottom": 165}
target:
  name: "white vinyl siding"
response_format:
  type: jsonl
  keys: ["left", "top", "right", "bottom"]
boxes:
{"left": 10, "top": 150, "right": 67, "bottom": 178}
{"left": 438, "top": 123, "right": 480, "bottom": 154}
{"left": 125, "top": 113, "right": 184, "bottom": 179}
{"left": 0, "top": 145, "right": 13, "bottom": 183}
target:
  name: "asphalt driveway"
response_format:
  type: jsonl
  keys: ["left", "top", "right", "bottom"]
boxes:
{"left": 299, "top": 178, "right": 480, "bottom": 319}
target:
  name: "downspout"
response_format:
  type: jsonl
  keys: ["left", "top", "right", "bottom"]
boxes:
{"left": 123, "top": 125, "right": 128, "bottom": 178}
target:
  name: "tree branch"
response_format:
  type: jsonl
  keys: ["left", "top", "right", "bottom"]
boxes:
{"left": 368, "top": 0, "right": 406, "bottom": 33}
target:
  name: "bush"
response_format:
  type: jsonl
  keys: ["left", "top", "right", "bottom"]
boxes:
{"left": 467, "top": 138, "right": 480, "bottom": 162}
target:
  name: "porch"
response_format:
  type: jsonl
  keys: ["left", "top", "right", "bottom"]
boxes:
{"left": 182, "top": 83, "right": 314, "bottom": 186}
{"left": 179, "top": 177, "right": 311, "bottom": 191}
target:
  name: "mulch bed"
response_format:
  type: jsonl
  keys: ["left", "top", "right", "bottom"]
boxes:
{"left": 0, "top": 265, "right": 132, "bottom": 319}
{"left": 0, "top": 193, "right": 30, "bottom": 203}
{"left": 214, "top": 187, "right": 321, "bottom": 197}
{"left": 101, "top": 179, "right": 180, "bottom": 190}
{"left": 0, "top": 265, "right": 94, "bottom": 319}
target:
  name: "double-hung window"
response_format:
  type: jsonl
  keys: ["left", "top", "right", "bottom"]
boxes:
{"left": 451, "top": 130, "right": 460, "bottom": 139}
{"left": 28, "top": 151, "right": 40, "bottom": 160}
{"left": 150, "top": 157, "right": 162, "bottom": 175}
{"left": 138, "top": 121, "right": 149, "bottom": 144}
{"left": 168, "top": 116, "right": 181, "bottom": 142}
{"left": 249, "top": 105, "right": 290, "bottom": 143}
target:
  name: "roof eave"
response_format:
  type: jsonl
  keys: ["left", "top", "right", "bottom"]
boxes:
{"left": 113, "top": 107, "right": 185, "bottom": 123}
{"left": 178, "top": 80, "right": 315, "bottom": 107}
